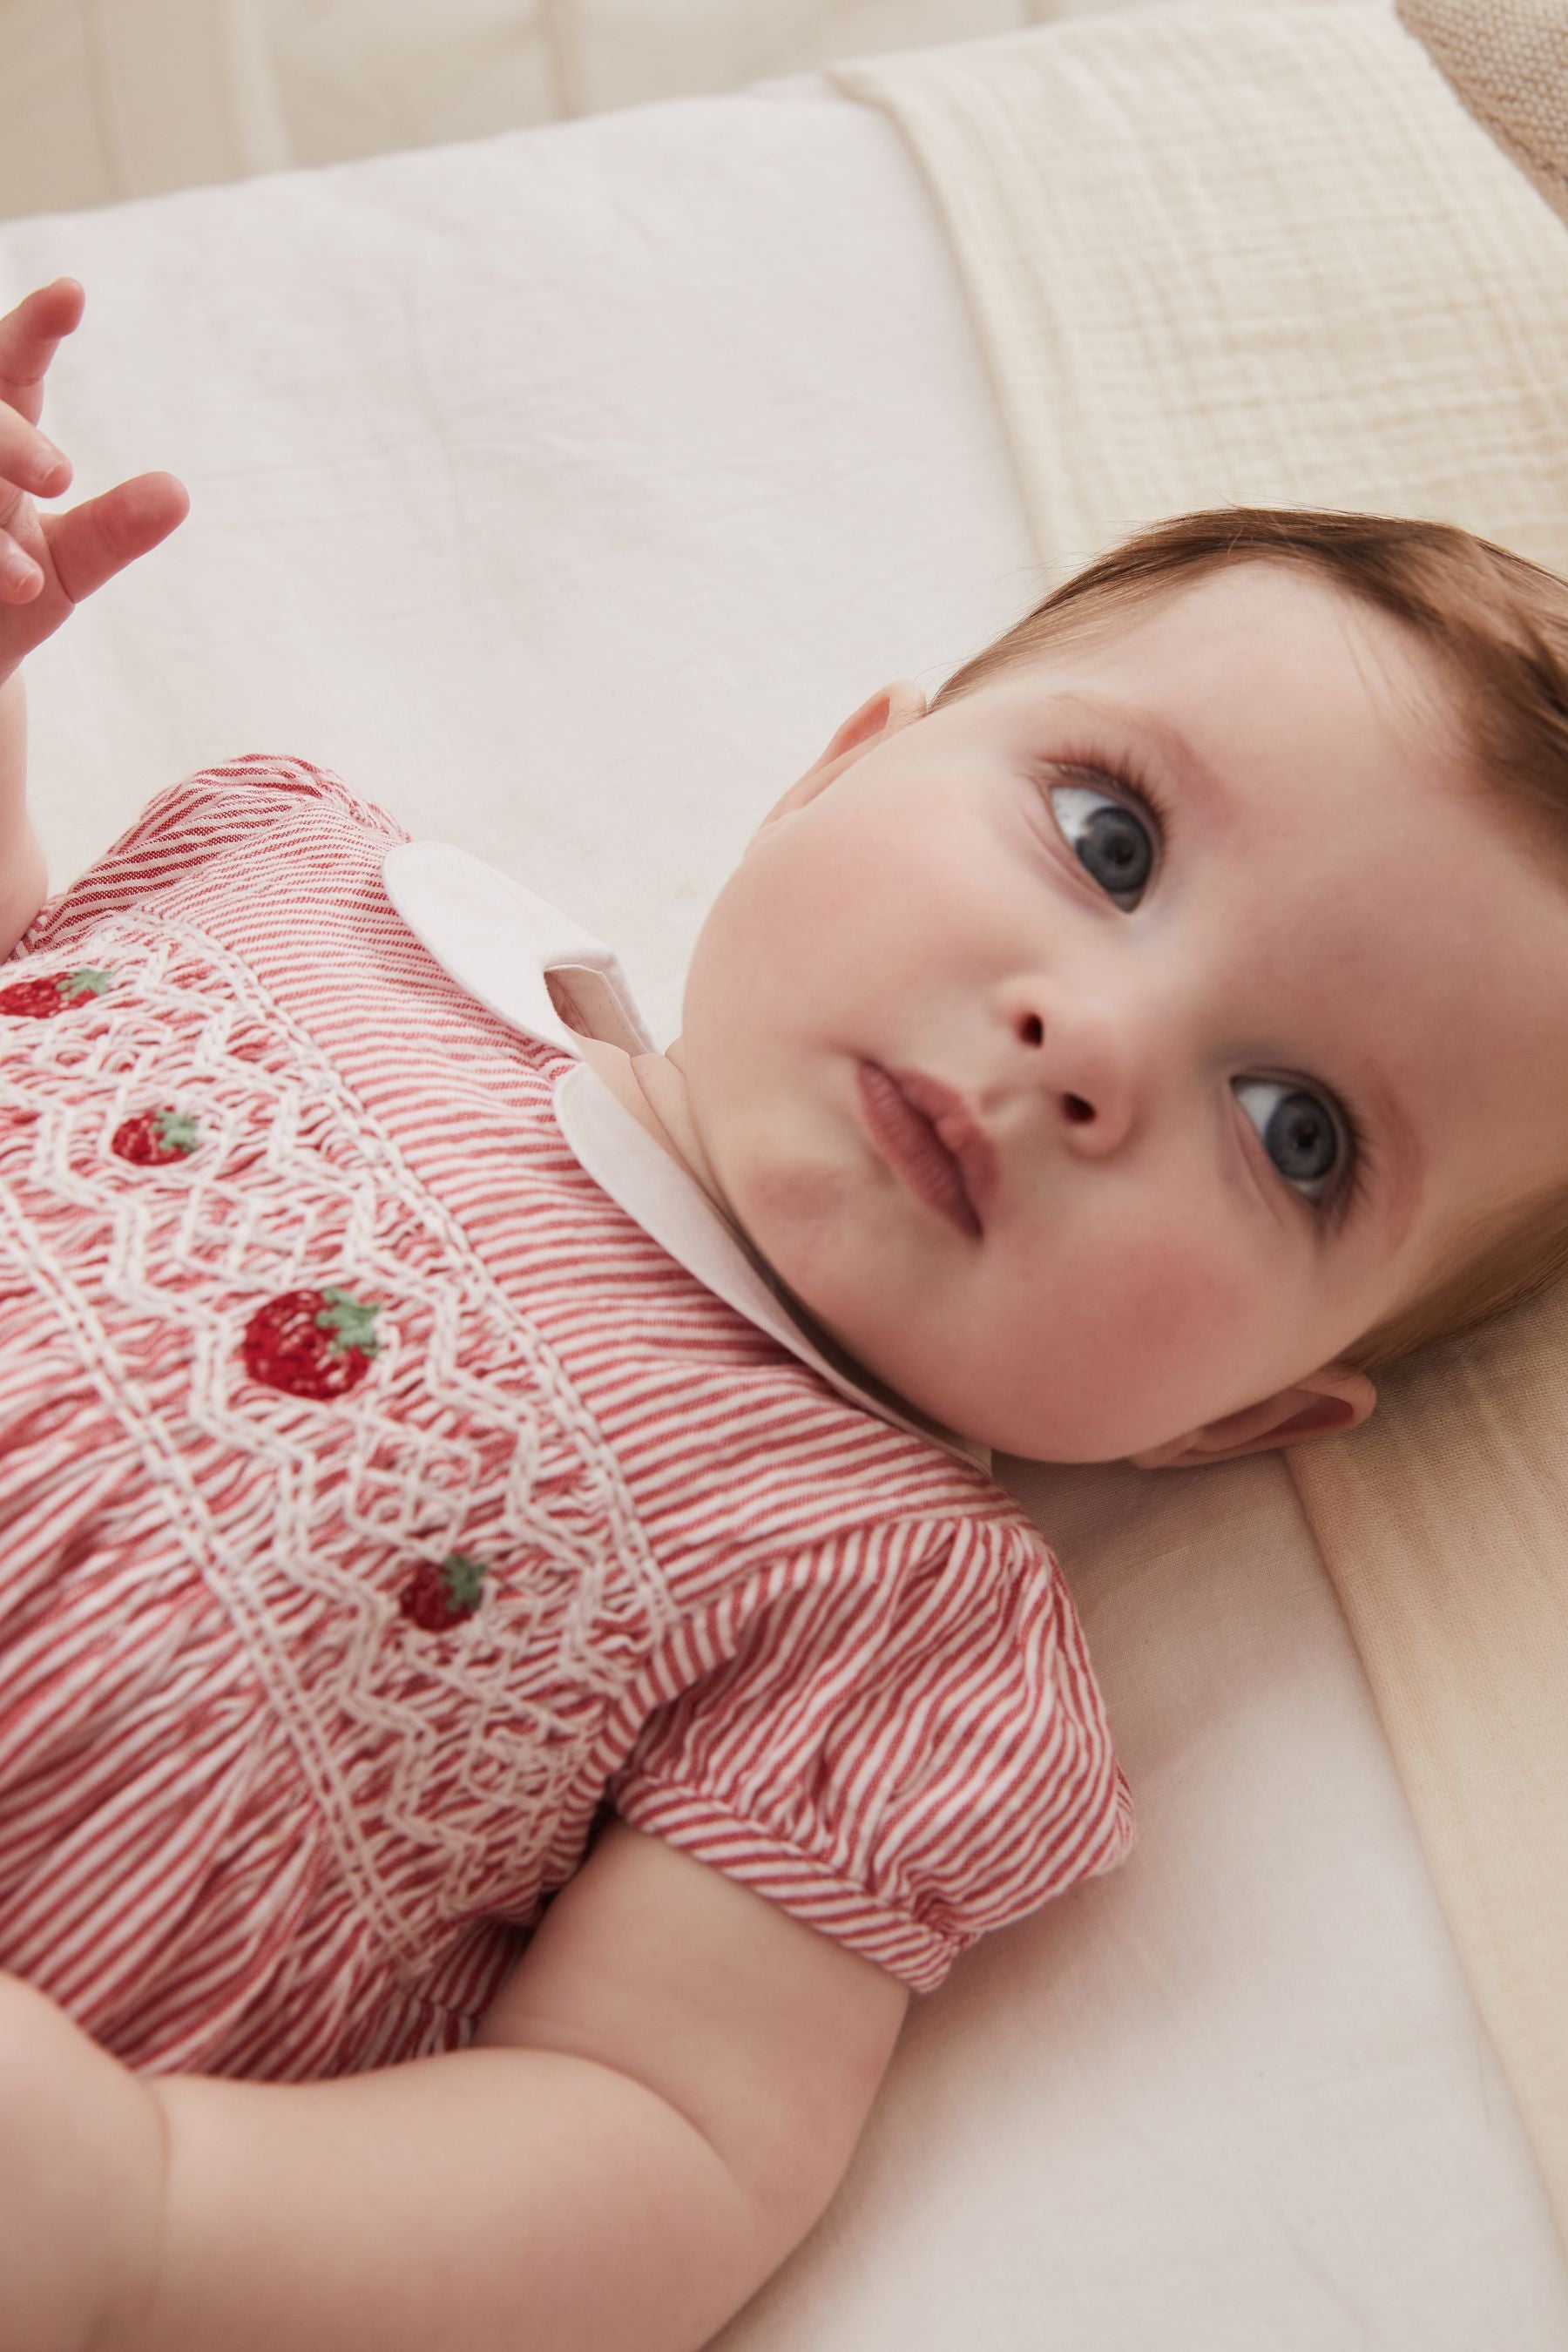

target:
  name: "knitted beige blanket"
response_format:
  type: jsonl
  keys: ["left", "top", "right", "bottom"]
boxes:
{"left": 1403, "top": 0, "right": 1568, "bottom": 220}
{"left": 834, "top": 0, "right": 1568, "bottom": 2247}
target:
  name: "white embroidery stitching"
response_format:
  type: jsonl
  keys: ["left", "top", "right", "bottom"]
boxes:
{"left": 0, "top": 913, "right": 676, "bottom": 1973}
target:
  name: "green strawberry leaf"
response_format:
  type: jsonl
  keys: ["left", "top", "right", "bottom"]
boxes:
{"left": 442, "top": 1553, "right": 488, "bottom": 1614}
{"left": 155, "top": 1109, "right": 200, "bottom": 1154}
{"left": 316, "top": 1286, "right": 383, "bottom": 1356}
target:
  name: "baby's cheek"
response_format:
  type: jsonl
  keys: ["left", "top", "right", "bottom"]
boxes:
{"left": 1085, "top": 1233, "right": 1253, "bottom": 1411}
{"left": 1125, "top": 1242, "right": 1244, "bottom": 1347}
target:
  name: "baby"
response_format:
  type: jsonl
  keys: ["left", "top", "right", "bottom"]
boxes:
{"left": 5, "top": 274, "right": 1568, "bottom": 2352}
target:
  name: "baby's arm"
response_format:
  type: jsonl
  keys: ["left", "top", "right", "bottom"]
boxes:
{"left": 0, "top": 280, "right": 187, "bottom": 956}
{"left": 3, "top": 1821, "right": 909, "bottom": 2352}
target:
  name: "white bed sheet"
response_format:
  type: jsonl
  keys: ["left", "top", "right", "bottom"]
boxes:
{"left": 6, "top": 72, "right": 1033, "bottom": 1048}
{"left": 2, "top": 65, "right": 1563, "bottom": 2347}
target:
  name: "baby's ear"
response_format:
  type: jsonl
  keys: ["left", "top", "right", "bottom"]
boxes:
{"left": 814, "top": 679, "right": 927, "bottom": 770}
{"left": 750, "top": 681, "right": 928, "bottom": 837}
{"left": 1126, "top": 1365, "right": 1376, "bottom": 1470}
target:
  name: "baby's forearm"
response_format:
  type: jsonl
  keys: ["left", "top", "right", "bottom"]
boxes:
{"left": 0, "top": 672, "right": 46, "bottom": 956}
{"left": 124, "top": 2042, "right": 793, "bottom": 2352}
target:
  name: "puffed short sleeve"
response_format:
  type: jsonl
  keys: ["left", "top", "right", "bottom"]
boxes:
{"left": 605, "top": 1510, "right": 1134, "bottom": 1993}
{"left": 17, "top": 754, "right": 406, "bottom": 959}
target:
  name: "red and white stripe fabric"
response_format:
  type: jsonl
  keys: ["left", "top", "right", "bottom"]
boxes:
{"left": 0, "top": 758, "right": 1132, "bottom": 2079}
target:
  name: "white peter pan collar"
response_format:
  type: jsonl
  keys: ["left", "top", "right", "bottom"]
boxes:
{"left": 382, "top": 841, "right": 990, "bottom": 1475}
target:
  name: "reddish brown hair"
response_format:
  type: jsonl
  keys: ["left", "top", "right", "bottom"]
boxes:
{"left": 929, "top": 506, "right": 1568, "bottom": 1375}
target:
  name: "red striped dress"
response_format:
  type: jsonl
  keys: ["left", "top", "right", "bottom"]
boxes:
{"left": 0, "top": 757, "right": 1133, "bottom": 2081}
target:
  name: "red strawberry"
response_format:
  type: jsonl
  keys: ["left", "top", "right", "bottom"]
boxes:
{"left": 399, "top": 1551, "right": 488, "bottom": 1632}
{"left": 112, "top": 1106, "right": 200, "bottom": 1165}
{"left": 242, "top": 1285, "right": 382, "bottom": 1399}
{"left": 0, "top": 966, "right": 114, "bottom": 1018}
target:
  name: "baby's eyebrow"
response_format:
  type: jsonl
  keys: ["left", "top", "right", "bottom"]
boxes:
{"left": 1049, "top": 692, "right": 1227, "bottom": 816}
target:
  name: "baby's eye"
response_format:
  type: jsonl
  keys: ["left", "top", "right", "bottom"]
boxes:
{"left": 1233, "top": 1078, "right": 1343, "bottom": 1207}
{"left": 1048, "top": 778, "right": 1157, "bottom": 908}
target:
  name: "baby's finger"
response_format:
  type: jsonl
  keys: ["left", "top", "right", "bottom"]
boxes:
{"left": 44, "top": 470, "right": 188, "bottom": 606}
{"left": 0, "top": 279, "right": 84, "bottom": 429}
{"left": 0, "top": 529, "right": 43, "bottom": 601}
{"left": 0, "top": 395, "right": 70, "bottom": 500}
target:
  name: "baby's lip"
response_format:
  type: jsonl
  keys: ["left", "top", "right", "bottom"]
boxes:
{"left": 885, "top": 1066, "right": 999, "bottom": 1230}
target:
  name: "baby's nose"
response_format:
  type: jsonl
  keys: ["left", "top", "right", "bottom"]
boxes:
{"left": 1013, "top": 997, "right": 1139, "bottom": 1156}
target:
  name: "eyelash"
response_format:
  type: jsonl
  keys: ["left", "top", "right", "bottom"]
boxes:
{"left": 1048, "top": 733, "right": 1170, "bottom": 865}
{"left": 1044, "top": 740, "right": 1378, "bottom": 1229}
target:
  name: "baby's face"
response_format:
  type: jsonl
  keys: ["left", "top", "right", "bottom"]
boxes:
{"left": 671, "top": 562, "right": 1568, "bottom": 1460}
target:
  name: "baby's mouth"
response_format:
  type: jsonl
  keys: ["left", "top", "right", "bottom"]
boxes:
{"left": 855, "top": 1063, "right": 983, "bottom": 1237}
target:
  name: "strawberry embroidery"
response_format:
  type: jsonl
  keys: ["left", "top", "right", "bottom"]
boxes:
{"left": 242, "top": 1285, "right": 382, "bottom": 1399}
{"left": 399, "top": 1551, "right": 488, "bottom": 1632}
{"left": 0, "top": 966, "right": 114, "bottom": 1018}
{"left": 112, "top": 1106, "right": 200, "bottom": 1166}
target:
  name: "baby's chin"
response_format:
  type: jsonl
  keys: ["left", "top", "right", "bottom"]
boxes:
{"left": 711, "top": 1107, "right": 1200, "bottom": 1458}
{"left": 754, "top": 1254, "right": 1171, "bottom": 1458}
{"left": 787, "top": 1307, "right": 1191, "bottom": 1461}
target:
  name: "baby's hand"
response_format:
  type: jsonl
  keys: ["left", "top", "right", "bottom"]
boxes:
{"left": 0, "top": 279, "right": 188, "bottom": 690}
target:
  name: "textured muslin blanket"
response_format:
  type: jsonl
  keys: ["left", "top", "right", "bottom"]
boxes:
{"left": 833, "top": 0, "right": 1568, "bottom": 2250}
